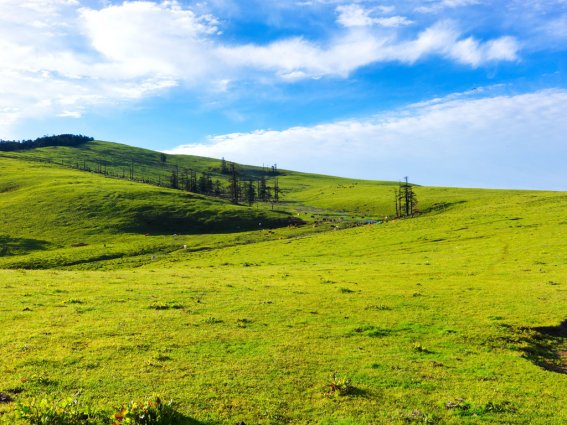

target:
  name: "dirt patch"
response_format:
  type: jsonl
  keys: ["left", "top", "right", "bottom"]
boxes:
{"left": 0, "top": 393, "right": 13, "bottom": 403}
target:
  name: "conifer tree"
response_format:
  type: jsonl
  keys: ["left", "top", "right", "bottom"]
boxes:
{"left": 246, "top": 180, "right": 256, "bottom": 206}
{"left": 170, "top": 165, "right": 179, "bottom": 189}
{"left": 395, "top": 177, "right": 418, "bottom": 217}
{"left": 229, "top": 162, "right": 239, "bottom": 204}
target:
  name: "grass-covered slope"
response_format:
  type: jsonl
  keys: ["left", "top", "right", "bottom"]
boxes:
{"left": 0, "top": 139, "right": 402, "bottom": 218}
{"left": 0, "top": 185, "right": 565, "bottom": 424}
{"left": 1, "top": 140, "right": 272, "bottom": 183}
{"left": 0, "top": 156, "right": 295, "bottom": 268}
{"left": 1, "top": 140, "right": 566, "bottom": 423}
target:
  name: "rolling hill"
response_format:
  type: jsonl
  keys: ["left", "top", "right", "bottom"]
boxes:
{"left": 0, "top": 139, "right": 566, "bottom": 424}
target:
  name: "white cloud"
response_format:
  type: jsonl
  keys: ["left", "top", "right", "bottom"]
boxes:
{"left": 57, "top": 110, "right": 83, "bottom": 118}
{"left": 442, "top": 0, "right": 480, "bottom": 7}
{"left": 546, "top": 16, "right": 567, "bottom": 38}
{"left": 167, "top": 89, "right": 567, "bottom": 190}
{"left": 389, "top": 21, "right": 519, "bottom": 66}
{"left": 336, "top": 4, "right": 413, "bottom": 27}
{"left": 416, "top": 0, "right": 481, "bottom": 13}
{"left": 0, "top": 0, "right": 523, "bottom": 135}
{"left": 377, "top": 5, "right": 396, "bottom": 14}
{"left": 374, "top": 16, "right": 414, "bottom": 27}
{"left": 0, "top": 0, "right": 219, "bottom": 136}
{"left": 79, "top": 1, "right": 219, "bottom": 80}
{"left": 336, "top": 4, "right": 374, "bottom": 27}
{"left": 449, "top": 35, "right": 519, "bottom": 66}
{"left": 217, "top": 20, "right": 518, "bottom": 77}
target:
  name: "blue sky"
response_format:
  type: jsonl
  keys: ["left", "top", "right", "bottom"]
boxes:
{"left": 1, "top": 0, "right": 566, "bottom": 189}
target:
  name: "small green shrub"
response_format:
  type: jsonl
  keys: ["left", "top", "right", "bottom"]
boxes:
{"left": 16, "top": 395, "right": 106, "bottom": 425}
{"left": 112, "top": 396, "right": 180, "bottom": 425}
{"left": 351, "top": 325, "right": 390, "bottom": 338}
{"left": 325, "top": 372, "right": 355, "bottom": 397}
{"left": 64, "top": 299, "right": 84, "bottom": 305}
{"left": 202, "top": 317, "right": 223, "bottom": 324}
{"left": 413, "top": 342, "right": 431, "bottom": 353}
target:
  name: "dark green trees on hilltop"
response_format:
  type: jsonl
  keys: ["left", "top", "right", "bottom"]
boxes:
{"left": 0, "top": 134, "right": 93, "bottom": 151}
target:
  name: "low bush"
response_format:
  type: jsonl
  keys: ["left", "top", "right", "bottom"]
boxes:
{"left": 15, "top": 394, "right": 182, "bottom": 425}
{"left": 16, "top": 395, "right": 106, "bottom": 425}
{"left": 112, "top": 396, "right": 181, "bottom": 425}
{"left": 325, "top": 372, "right": 355, "bottom": 397}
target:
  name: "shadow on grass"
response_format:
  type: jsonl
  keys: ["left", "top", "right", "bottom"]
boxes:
{"left": 0, "top": 236, "right": 52, "bottom": 256}
{"left": 420, "top": 200, "right": 466, "bottom": 215}
{"left": 175, "top": 416, "right": 211, "bottom": 425}
{"left": 121, "top": 210, "right": 305, "bottom": 236}
{"left": 346, "top": 386, "right": 371, "bottom": 398}
{"left": 522, "top": 319, "right": 567, "bottom": 374}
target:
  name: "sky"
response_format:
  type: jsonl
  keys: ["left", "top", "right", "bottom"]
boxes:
{"left": 1, "top": 0, "right": 566, "bottom": 190}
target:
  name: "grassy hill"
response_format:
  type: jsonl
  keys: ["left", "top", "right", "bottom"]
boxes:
{"left": 1, "top": 139, "right": 287, "bottom": 188}
{"left": 0, "top": 139, "right": 446, "bottom": 219}
{"left": 0, "top": 140, "right": 566, "bottom": 424}
{"left": 0, "top": 140, "right": 406, "bottom": 270}
{"left": 0, "top": 153, "right": 298, "bottom": 269}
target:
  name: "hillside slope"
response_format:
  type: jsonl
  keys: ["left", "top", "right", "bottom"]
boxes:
{"left": 0, "top": 170, "right": 565, "bottom": 423}
{"left": 1, "top": 140, "right": 402, "bottom": 218}
{"left": 1, "top": 139, "right": 275, "bottom": 184}
{"left": 0, "top": 156, "right": 297, "bottom": 268}
{"left": 2, "top": 140, "right": 563, "bottom": 271}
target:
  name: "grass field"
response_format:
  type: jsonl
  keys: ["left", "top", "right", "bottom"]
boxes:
{"left": 0, "top": 142, "right": 566, "bottom": 424}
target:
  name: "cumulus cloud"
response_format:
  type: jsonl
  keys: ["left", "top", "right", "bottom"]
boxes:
{"left": 376, "top": 21, "right": 519, "bottom": 66}
{"left": 336, "top": 4, "right": 413, "bottom": 27}
{"left": 450, "top": 35, "right": 519, "bottom": 66}
{"left": 0, "top": 0, "right": 523, "bottom": 135}
{"left": 167, "top": 89, "right": 567, "bottom": 190}
{"left": 0, "top": 0, "right": 220, "bottom": 136}
{"left": 79, "top": 1, "right": 219, "bottom": 80}
{"left": 218, "top": 20, "right": 518, "bottom": 78}
{"left": 416, "top": 0, "right": 481, "bottom": 13}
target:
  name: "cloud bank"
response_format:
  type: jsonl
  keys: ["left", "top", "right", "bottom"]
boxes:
{"left": 0, "top": 0, "right": 522, "bottom": 134}
{"left": 167, "top": 89, "right": 567, "bottom": 190}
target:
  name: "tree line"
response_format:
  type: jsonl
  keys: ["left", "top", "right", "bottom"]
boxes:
{"left": 0, "top": 134, "right": 94, "bottom": 152}
{"left": 0, "top": 134, "right": 282, "bottom": 207}
{"left": 167, "top": 159, "right": 281, "bottom": 207}
{"left": 36, "top": 153, "right": 282, "bottom": 208}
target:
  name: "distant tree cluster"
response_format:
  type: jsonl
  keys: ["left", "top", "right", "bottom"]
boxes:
{"left": 3, "top": 136, "right": 282, "bottom": 208}
{"left": 169, "top": 160, "right": 281, "bottom": 207}
{"left": 53, "top": 152, "right": 280, "bottom": 208}
{"left": 394, "top": 177, "right": 418, "bottom": 218}
{"left": 217, "top": 158, "right": 281, "bottom": 206}
{"left": 0, "top": 134, "right": 94, "bottom": 152}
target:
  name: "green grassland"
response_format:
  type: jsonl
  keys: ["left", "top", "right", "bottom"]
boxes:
{"left": 0, "top": 154, "right": 303, "bottom": 270}
{"left": 0, "top": 142, "right": 566, "bottom": 424}
{"left": 0, "top": 140, "right": 282, "bottom": 187}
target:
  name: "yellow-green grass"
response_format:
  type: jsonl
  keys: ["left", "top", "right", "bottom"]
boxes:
{"left": 0, "top": 156, "right": 297, "bottom": 269}
{"left": 1, "top": 140, "right": 401, "bottom": 218}
{"left": 1, "top": 164, "right": 566, "bottom": 424}
{"left": 0, "top": 140, "right": 278, "bottom": 185}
